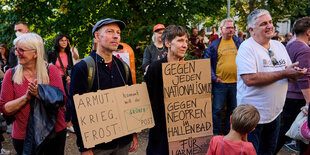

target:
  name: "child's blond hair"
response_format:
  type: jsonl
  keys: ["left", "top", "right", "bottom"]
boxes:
{"left": 231, "top": 104, "right": 260, "bottom": 134}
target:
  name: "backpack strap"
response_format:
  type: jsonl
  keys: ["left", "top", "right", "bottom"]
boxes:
{"left": 114, "top": 57, "right": 130, "bottom": 84}
{"left": 11, "top": 67, "right": 15, "bottom": 83}
{"left": 82, "top": 56, "right": 130, "bottom": 92}
{"left": 82, "top": 56, "right": 95, "bottom": 92}
{"left": 120, "top": 60, "right": 129, "bottom": 84}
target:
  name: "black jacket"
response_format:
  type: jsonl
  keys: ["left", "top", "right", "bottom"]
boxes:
{"left": 23, "top": 84, "right": 64, "bottom": 155}
{"left": 144, "top": 57, "right": 169, "bottom": 154}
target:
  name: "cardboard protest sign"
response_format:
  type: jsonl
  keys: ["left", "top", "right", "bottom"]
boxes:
{"left": 169, "top": 136, "right": 212, "bottom": 155}
{"left": 162, "top": 59, "right": 213, "bottom": 154}
{"left": 73, "top": 82, "right": 154, "bottom": 148}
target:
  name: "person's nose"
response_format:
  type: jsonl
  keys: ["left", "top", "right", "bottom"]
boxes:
{"left": 267, "top": 22, "right": 273, "bottom": 29}
{"left": 113, "top": 32, "right": 120, "bottom": 38}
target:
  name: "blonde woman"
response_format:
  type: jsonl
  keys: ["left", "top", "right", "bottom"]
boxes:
{"left": 0, "top": 33, "right": 66, "bottom": 155}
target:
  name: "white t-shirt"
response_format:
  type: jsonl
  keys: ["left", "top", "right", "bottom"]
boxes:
{"left": 236, "top": 37, "right": 292, "bottom": 124}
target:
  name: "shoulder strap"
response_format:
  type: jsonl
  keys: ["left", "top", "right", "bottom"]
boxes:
{"left": 46, "top": 63, "right": 50, "bottom": 75}
{"left": 11, "top": 67, "right": 15, "bottom": 83}
{"left": 82, "top": 56, "right": 129, "bottom": 92}
{"left": 121, "top": 60, "right": 129, "bottom": 84}
{"left": 57, "top": 54, "right": 68, "bottom": 77}
{"left": 82, "top": 56, "right": 95, "bottom": 92}
{"left": 114, "top": 57, "right": 129, "bottom": 84}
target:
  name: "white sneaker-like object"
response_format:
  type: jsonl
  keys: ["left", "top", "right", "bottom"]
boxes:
{"left": 0, "top": 148, "right": 11, "bottom": 155}
{"left": 67, "top": 126, "right": 75, "bottom": 133}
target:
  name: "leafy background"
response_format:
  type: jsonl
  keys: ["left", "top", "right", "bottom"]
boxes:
{"left": 1, "top": 0, "right": 309, "bottom": 82}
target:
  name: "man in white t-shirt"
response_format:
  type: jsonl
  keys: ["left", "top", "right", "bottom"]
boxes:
{"left": 236, "top": 9, "right": 307, "bottom": 155}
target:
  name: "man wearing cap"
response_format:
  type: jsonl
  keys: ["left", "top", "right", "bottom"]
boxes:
{"left": 144, "top": 25, "right": 189, "bottom": 155}
{"left": 142, "top": 24, "right": 166, "bottom": 72}
{"left": 70, "top": 18, "right": 138, "bottom": 155}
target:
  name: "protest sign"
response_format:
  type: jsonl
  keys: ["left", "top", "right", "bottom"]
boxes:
{"left": 73, "top": 82, "right": 154, "bottom": 148}
{"left": 162, "top": 59, "right": 212, "bottom": 154}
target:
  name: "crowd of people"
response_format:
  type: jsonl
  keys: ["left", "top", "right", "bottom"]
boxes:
{"left": 0, "top": 8, "right": 309, "bottom": 155}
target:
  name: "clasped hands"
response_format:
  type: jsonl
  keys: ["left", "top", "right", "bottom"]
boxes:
{"left": 25, "top": 80, "right": 40, "bottom": 101}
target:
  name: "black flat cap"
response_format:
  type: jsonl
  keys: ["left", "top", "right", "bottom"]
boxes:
{"left": 92, "top": 18, "right": 126, "bottom": 36}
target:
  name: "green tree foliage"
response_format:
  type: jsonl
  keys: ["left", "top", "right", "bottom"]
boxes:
{"left": 233, "top": 0, "right": 310, "bottom": 31}
{"left": 0, "top": 0, "right": 225, "bottom": 82}
{"left": 0, "top": 0, "right": 309, "bottom": 82}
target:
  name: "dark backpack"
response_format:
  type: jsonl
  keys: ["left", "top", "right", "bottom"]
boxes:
{"left": 82, "top": 56, "right": 130, "bottom": 92}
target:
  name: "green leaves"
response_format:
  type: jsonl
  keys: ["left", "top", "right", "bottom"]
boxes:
{"left": 0, "top": 0, "right": 309, "bottom": 83}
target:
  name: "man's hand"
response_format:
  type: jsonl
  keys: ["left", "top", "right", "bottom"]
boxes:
{"left": 129, "top": 134, "right": 138, "bottom": 152}
{"left": 284, "top": 62, "right": 307, "bottom": 79}
{"left": 215, "top": 77, "right": 224, "bottom": 83}
{"left": 81, "top": 150, "right": 93, "bottom": 155}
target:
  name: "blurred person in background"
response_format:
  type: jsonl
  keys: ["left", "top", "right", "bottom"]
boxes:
{"left": 48, "top": 34, "right": 74, "bottom": 134}
{"left": 142, "top": 24, "right": 166, "bottom": 72}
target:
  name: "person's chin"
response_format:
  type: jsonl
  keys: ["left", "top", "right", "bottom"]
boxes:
{"left": 178, "top": 53, "right": 185, "bottom": 58}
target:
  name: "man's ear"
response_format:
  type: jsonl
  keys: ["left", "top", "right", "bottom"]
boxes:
{"left": 165, "top": 40, "right": 171, "bottom": 48}
{"left": 248, "top": 27, "right": 253, "bottom": 33}
{"left": 306, "top": 29, "right": 310, "bottom": 37}
{"left": 94, "top": 31, "right": 100, "bottom": 41}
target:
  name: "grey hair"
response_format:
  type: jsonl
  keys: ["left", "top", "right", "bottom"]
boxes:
{"left": 247, "top": 9, "right": 271, "bottom": 28}
{"left": 151, "top": 33, "right": 155, "bottom": 42}
{"left": 13, "top": 33, "right": 49, "bottom": 84}
{"left": 220, "top": 18, "right": 234, "bottom": 28}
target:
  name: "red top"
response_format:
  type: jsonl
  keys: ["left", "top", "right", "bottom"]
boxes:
{"left": 206, "top": 136, "right": 257, "bottom": 155}
{"left": 55, "top": 52, "right": 68, "bottom": 76}
{"left": 209, "top": 33, "right": 219, "bottom": 43}
{"left": 0, "top": 65, "right": 66, "bottom": 140}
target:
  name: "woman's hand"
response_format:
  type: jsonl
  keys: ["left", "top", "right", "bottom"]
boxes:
{"left": 66, "top": 76, "right": 71, "bottom": 84}
{"left": 24, "top": 89, "right": 32, "bottom": 101}
{"left": 28, "top": 81, "right": 40, "bottom": 99}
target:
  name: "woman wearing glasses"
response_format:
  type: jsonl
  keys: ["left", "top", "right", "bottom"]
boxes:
{"left": 48, "top": 34, "right": 74, "bottom": 134}
{"left": 0, "top": 33, "right": 66, "bottom": 154}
